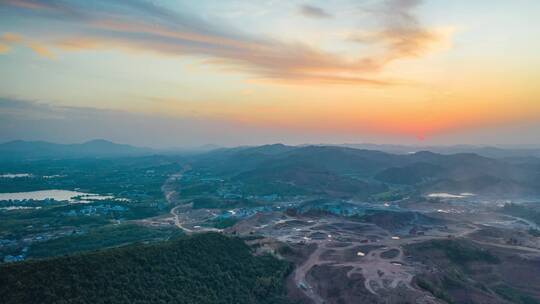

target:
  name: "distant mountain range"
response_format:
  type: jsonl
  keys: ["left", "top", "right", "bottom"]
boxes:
{"left": 191, "top": 144, "right": 540, "bottom": 198}
{"left": 0, "top": 139, "right": 154, "bottom": 160}
{"left": 2, "top": 140, "right": 540, "bottom": 197}
{"left": 337, "top": 143, "right": 540, "bottom": 158}
{"left": 3, "top": 140, "right": 540, "bottom": 161}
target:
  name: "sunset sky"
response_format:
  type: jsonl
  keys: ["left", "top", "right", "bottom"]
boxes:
{"left": 1, "top": 0, "right": 539, "bottom": 147}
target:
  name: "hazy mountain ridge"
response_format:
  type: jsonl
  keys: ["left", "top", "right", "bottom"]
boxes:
{"left": 2, "top": 140, "right": 539, "bottom": 197}
{"left": 339, "top": 143, "right": 540, "bottom": 158}
{"left": 194, "top": 144, "right": 540, "bottom": 197}
{"left": 0, "top": 139, "right": 154, "bottom": 160}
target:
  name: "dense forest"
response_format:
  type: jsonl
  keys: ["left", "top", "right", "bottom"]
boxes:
{"left": 0, "top": 233, "right": 292, "bottom": 304}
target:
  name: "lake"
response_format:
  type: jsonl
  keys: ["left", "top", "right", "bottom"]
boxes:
{"left": 0, "top": 190, "right": 115, "bottom": 203}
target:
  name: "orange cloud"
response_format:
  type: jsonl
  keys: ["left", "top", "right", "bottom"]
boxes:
{"left": 49, "top": 25, "right": 395, "bottom": 85}
{"left": 56, "top": 38, "right": 101, "bottom": 51}
{"left": 26, "top": 42, "right": 54, "bottom": 59}
{"left": 2, "top": 33, "right": 22, "bottom": 43}
{"left": 348, "top": 0, "right": 454, "bottom": 68}
{"left": 350, "top": 27, "right": 453, "bottom": 63}
{"left": 2, "top": 0, "right": 452, "bottom": 85}
{"left": 0, "top": 43, "right": 9, "bottom": 54}
{"left": 2, "top": 0, "right": 52, "bottom": 10}
{"left": 0, "top": 32, "right": 54, "bottom": 58}
{"left": 0, "top": 33, "right": 18, "bottom": 54}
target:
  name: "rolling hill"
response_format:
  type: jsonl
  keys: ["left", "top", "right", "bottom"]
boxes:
{"left": 192, "top": 145, "right": 540, "bottom": 198}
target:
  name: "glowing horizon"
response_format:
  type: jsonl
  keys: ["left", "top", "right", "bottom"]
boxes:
{"left": 1, "top": 0, "right": 539, "bottom": 147}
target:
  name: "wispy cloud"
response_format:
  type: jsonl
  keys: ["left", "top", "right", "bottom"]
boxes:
{"left": 299, "top": 4, "right": 332, "bottom": 19}
{"left": 0, "top": 32, "right": 54, "bottom": 58}
{"left": 0, "top": 43, "right": 9, "bottom": 54}
{"left": 2, "top": 0, "right": 55, "bottom": 10}
{"left": 350, "top": 0, "right": 452, "bottom": 63}
{"left": 26, "top": 42, "right": 54, "bottom": 58}
{"left": 0, "top": 33, "right": 18, "bottom": 51}
{"left": 2, "top": 32, "right": 22, "bottom": 42}
{"left": 0, "top": 0, "right": 451, "bottom": 85}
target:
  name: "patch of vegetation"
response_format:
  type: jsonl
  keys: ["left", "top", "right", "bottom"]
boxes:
{"left": 239, "top": 181, "right": 306, "bottom": 196}
{"left": 380, "top": 249, "right": 400, "bottom": 259}
{"left": 406, "top": 239, "right": 532, "bottom": 304}
{"left": 0, "top": 207, "right": 109, "bottom": 238}
{"left": 276, "top": 244, "right": 294, "bottom": 256}
{"left": 415, "top": 277, "right": 454, "bottom": 304}
{"left": 180, "top": 182, "right": 220, "bottom": 196}
{"left": 494, "top": 284, "right": 540, "bottom": 304}
{"left": 354, "top": 210, "right": 442, "bottom": 232}
{"left": 209, "top": 217, "right": 239, "bottom": 229}
{"left": 369, "top": 188, "right": 408, "bottom": 202}
{"left": 192, "top": 197, "right": 221, "bottom": 208}
{"left": 412, "top": 239, "right": 500, "bottom": 265}
{"left": 28, "top": 224, "right": 180, "bottom": 258}
{"left": 501, "top": 203, "right": 540, "bottom": 226}
{"left": 529, "top": 228, "right": 540, "bottom": 237}
{"left": 0, "top": 233, "right": 292, "bottom": 304}
{"left": 192, "top": 197, "right": 257, "bottom": 209}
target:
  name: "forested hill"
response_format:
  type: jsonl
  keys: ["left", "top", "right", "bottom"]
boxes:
{"left": 0, "top": 233, "right": 292, "bottom": 304}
